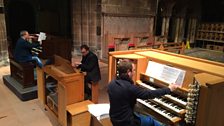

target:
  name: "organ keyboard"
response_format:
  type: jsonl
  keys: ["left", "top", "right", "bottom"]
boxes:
{"left": 31, "top": 36, "right": 72, "bottom": 60}
{"left": 137, "top": 99, "right": 181, "bottom": 123}
{"left": 32, "top": 46, "right": 42, "bottom": 55}
{"left": 136, "top": 79, "right": 187, "bottom": 125}
{"left": 137, "top": 80, "right": 187, "bottom": 107}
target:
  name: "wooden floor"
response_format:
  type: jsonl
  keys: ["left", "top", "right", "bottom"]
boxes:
{"left": 0, "top": 61, "right": 109, "bottom": 126}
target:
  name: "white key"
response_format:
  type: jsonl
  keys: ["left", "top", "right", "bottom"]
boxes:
{"left": 138, "top": 82, "right": 156, "bottom": 90}
{"left": 153, "top": 98, "right": 185, "bottom": 114}
{"left": 165, "top": 95, "right": 187, "bottom": 106}
{"left": 137, "top": 99, "right": 174, "bottom": 120}
{"left": 138, "top": 82, "right": 187, "bottom": 106}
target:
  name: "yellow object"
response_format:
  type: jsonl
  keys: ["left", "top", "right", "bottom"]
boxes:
{"left": 186, "top": 40, "right": 191, "bottom": 49}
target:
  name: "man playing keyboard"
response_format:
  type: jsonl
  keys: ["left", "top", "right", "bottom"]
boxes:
{"left": 108, "top": 60, "right": 178, "bottom": 126}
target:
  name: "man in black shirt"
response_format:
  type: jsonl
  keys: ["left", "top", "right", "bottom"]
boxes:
{"left": 108, "top": 60, "right": 177, "bottom": 126}
{"left": 73, "top": 45, "right": 101, "bottom": 98}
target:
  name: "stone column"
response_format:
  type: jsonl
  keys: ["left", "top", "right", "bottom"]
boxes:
{"left": 174, "top": 18, "right": 180, "bottom": 42}
{"left": 190, "top": 18, "right": 197, "bottom": 43}
{"left": 186, "top": 18, "right": 192, "bottom": 42}
{"left": 178, "top": 17, "right": 184, "bottom": 42}
{"left": 0, "top": 2, "right": 8, "bottom": 66}
{"left": 174, "top": 17, "right": 185, "bottom": 43}
{"left": 161, "top": 17, "right": 170, "bottom": 42}
{"left": 72, "top": 0, "right": 82, "bottom": 55}
{"left": 161, "top": 17, "right": 166, "bottom": 36}
{"left": 72, "top": 0, "right": 98, "bottom": 56}
{"left": 164, "top": 17, "right": 170, "bottom": 42}
{"left": 149, "top": 17, "right": 154, "bottom": 34}
{"left": 186, "top": 18, "right": 197, "bottom": 44}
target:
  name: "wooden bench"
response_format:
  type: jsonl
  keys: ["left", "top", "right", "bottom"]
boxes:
{"left": 10, "top": 59, "right": 36, "bottom": 88}
{"left": 159, "top": 42, "right": 185, "bottom": 54}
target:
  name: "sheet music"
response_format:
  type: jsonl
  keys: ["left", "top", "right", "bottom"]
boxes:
{"left": 88, "top": 104, "right": 110, "bottom": 120}
{"left": 38, "top": 32, "right": 46, "bottom": 42}
{"left": 175, "top": 70, "right": 186, "bottom": 87}
{"left": 146, "top": 61, "right": 164, "bottom": 79}
{"left": 145, "top": 61, "right": 185, "bottom": 87}
{"left": 160, "top": 65, "right": 181, "bottom": 84}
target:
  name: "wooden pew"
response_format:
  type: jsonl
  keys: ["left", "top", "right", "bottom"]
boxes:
{"left": 158, "top": 42, "right": 185, "bottom": 54}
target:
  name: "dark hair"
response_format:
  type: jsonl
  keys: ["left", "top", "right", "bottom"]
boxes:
{"left": 80, "top": 44, "right": 89, "bottom": 51}
{"left": 116, "top": 60, "right": 134, "bottom": 84}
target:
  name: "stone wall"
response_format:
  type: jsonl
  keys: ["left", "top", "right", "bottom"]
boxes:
{"left": 71, "top": 0, "right": 201, "bottom": 59}
{"left": 101, "top": 0, "right": 156, "bottom": 59}
{"left": 72, "top": 0, "right": 98, "bottom": 56}
{"left": 71, "top": 0, "right": 157, "bottom": 58}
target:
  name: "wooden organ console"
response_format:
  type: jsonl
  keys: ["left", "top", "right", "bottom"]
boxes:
{"left": 7, "top": 35, "right": 72, "bottom": 88}
{"left": 108, "top": 49, "right": 224, "bottom": 126}
{"left": 3, "top": 34, "right": 73, "bottom": 101}
{"left": 37, "top": 55, "right": 85, "bottom": 126}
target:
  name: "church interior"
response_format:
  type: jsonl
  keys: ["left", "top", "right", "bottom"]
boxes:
{"left": 0, "top": 0, "right": 224, "bottom": 126}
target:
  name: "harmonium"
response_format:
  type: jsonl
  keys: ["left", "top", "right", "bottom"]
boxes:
{"left": 108, "top": 49, "right": 224, "bottom": 126}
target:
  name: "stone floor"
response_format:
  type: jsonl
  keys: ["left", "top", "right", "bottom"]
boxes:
{"left": 184, "top": 48, "right": 224, "bottom": 63}
{"left": 0, "top": 66, "right": 53, "bottom": 126}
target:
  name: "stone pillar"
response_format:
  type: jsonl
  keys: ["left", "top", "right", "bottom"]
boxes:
{"left": 72, "top": 0, "right": 82, "bottom": 55}
{"left": 161, "top": 17, "right": 166, "bottom": 36}
{"left": 186, "top": 18, "right": 192, "bottom": 42}
{"left": 82, "top": 0, "right": 90, "bottom": 45}
{"left": 164, "top": 17, "right": 170, "bottom": 42}
{"left": 161, "top": 17, "right": 170, "bottom": 42}
{"left": 174, "top": 18, "right": 180, "bottom": 42}
{"left": 174, "top": 17, "right": 185, "bottom": 43}
{"left": 0, "top": 2, "right": 8, "bottom": 66}
{"left": 187, "top": 18, "right": 197, "bottom": 44}
{"left": 149, "top": 17, "right": 154, "bottom": 34}
{"left": 190, "top": 18, "right": 197, "bottom": 43}
{"left": 72, "top": 0, "right": 98, "bottom": 56}
{"left": 178, "top": 17, "right": 184, "bottom": 42}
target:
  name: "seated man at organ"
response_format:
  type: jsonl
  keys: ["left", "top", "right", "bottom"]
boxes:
{"left": 108, "top": 60, "right": 178, "bottom": 126}
{"left": 14, "top": 30, "right": 43, "bottom": 68}
{"left": 72, "top": 44, "right": 101, "bottom": 99}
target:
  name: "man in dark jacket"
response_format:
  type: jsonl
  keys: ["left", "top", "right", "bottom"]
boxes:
{"left": 108, "top": 60, "right": 177, "bottom": 126}
{"left": 14, "top": 30, "right": 43, "bottom": 68}
{"left": 74, "top": 45, "right": 101, "bottom": 97}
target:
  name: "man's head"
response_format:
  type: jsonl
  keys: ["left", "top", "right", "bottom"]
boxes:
{"left": 80, "top": 44, "right": 90, "bottom": 56}
{"left": 117, "top": 60, "right": 135, "bottom": 81}
{"left": 20, "top": 30, "right": 29, "bottom": 40}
